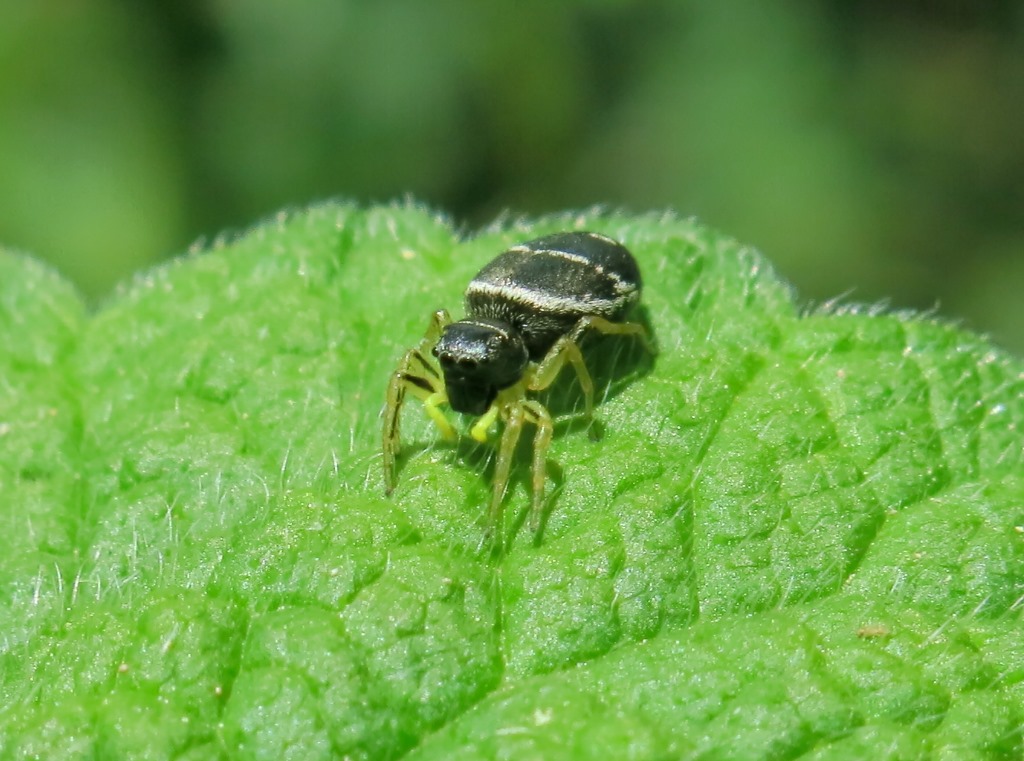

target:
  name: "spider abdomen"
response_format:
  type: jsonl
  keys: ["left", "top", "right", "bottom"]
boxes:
{"left": 465, "top": 231, "right": 642, "bottom": 360}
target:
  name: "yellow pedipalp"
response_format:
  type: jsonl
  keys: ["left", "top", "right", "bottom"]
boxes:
{"left": 424, "top": 391, "right": 457, "bottom": 441}
{"left": 470, "top": 403, "right": 500, "bottom": 443}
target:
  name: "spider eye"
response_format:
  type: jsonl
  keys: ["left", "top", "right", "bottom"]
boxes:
{"left": 434, "top": 349, "right": 456, "bottom": 366}
{"left": 457, "top": 357, "right": 478, "bottom": 369}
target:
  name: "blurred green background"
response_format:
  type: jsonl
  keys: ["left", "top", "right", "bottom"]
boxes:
{"left": 1, "top": 1, "right": 1021, "bottom": 353}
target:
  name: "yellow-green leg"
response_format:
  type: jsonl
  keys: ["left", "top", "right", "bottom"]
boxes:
{"left": 530, "top": 336, "right": 594, "bottom": 419}
{"left": 529, "top": 315, "right": 652, "bottom": 424}
{"left": 568, "top": 314, "right": 651, "bottom": 352}
{"left": 482, "top": 395, "right": 554, "bottom": 544}
{"left": 382, "top": 310, "right": 453, "bottom": 494}
{"left": 489, "top": 402, "right": 525, "bottom": 545}
{"left": 522, "top": 400, "right": 554, "bottom": 532}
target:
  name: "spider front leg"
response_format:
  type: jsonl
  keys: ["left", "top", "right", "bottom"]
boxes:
{"left": 382, "top": 309, "right": 453, "bottom": 494}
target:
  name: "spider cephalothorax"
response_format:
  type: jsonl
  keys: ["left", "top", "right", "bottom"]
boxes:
{"left": 432, "top": 318, "right": 528, "bottom": 415}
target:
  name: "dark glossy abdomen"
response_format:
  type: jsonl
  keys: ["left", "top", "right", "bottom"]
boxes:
{"left": 464, "top": 232, "right": 641, "bottom": 360}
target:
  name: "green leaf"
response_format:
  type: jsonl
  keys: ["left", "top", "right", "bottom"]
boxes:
{"left": 1, "top": 202, "right": 1022, "bottom": 760}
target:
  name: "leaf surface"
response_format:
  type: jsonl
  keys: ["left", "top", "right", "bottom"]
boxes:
{"left": 1, "top": 203, "right": 1022, "bottom": 759}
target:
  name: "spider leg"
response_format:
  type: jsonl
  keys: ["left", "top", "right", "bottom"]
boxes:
{"left": 489, "top": 401, "right": 525, "bottom": 546}
{"left": 420, "top": 309, "right": 453, "bottom": 347}
{"left": 522, "top": 400, "right": 554, "bottom": 533}
{"left": 568, "top": 315, "right": 653, "bottom": 355}
{"left": 382, "top": 310, "right": 454, "bottom": 494}
{"left": 529, "top": 315, "right": 653, "bottom": 423}
{"left": 529, "top": 335, "right": 595, "bottom": 422}
{"left": 482, "top": 395, "right": 553, "bottom": 545}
